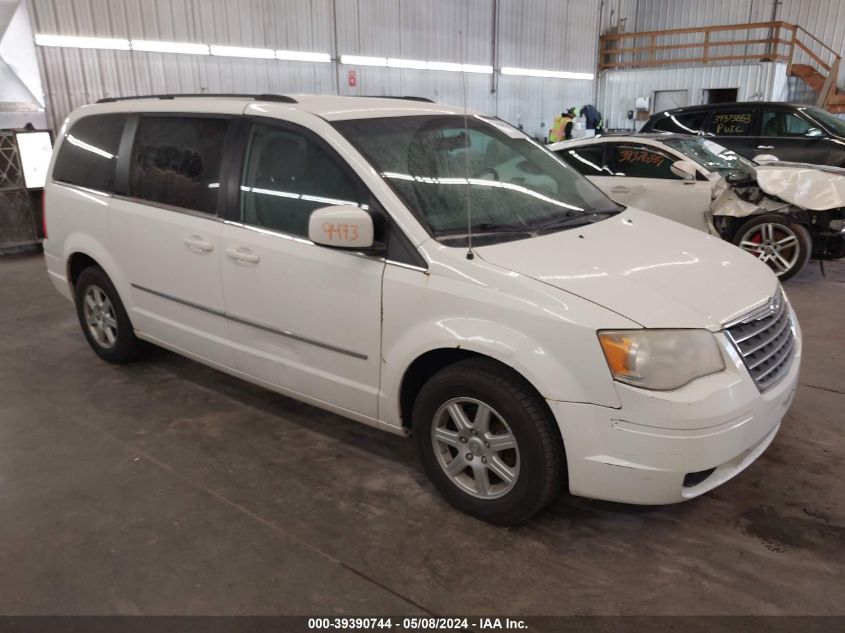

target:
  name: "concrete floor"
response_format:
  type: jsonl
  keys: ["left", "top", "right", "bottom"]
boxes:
{"left": 0, "top": 253, "right": 842, "bottom": 616}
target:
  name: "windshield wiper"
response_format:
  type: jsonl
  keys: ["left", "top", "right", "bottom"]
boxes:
{"left": 472, "top": 221, "right": 530, "bottom": 232}
{"left": 437, "top": 221, "right": 532, "bottom": 239}
{"left": 530, "top": 208, "right": 622, "bottom": 232}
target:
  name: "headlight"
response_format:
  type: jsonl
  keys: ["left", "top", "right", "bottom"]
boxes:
{"left": 597, "top": 329, "right": 725, "bottom": 391}
{"left": 829, "top": 218, "right": 844, "bottom": 232}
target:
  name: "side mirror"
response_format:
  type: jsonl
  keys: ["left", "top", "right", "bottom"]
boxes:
{"left": 308, "top": 205, "right": 374, "bottom": 249}
{"left": 670, "top": 159, "right": 698, "bottom": 181}
{"left": 805, "top": 127, "right": 825, "bottom": 138}
{"left": 753, "top": 154, "right": 780, "bottom": 163}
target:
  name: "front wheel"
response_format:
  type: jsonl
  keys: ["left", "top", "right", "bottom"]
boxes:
{"left": 733, "top": 214, "right": 811, "bottom": 281}
{"left": 412, "top": 358, "right": 565, "bottom": 524}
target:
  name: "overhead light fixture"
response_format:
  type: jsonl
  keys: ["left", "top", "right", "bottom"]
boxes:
{"left": 340, "top": 54, "right": 388, "bottom": 67}
{"left": 387, "top": 58, "right": 428, "bottom": 70}
{"left": 427, "top": 61, "right": 463, "bottom": 72}
{"left": 275, "top": 50, "right": 331, "bottom": 63}
{"left": 131, "top": 40, "right": 209, "bottom": 55}
{"left": 500, "top": 67, "right": 594, "bottom": 80}
{"left": 210, "top": 45, "right": 275, "bottom": 59}
{"left": 347, "top": 55, "right": 492, "bottom": 74}
{"left": 461, "top": 64, "right": 494, "bottom": 74}
{"left": 34, "top": 34, "right": 130, "bottom": 50}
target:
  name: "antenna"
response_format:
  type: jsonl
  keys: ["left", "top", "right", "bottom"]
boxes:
{"left": 460, "top": 22, "right": 474, "bottom": 260}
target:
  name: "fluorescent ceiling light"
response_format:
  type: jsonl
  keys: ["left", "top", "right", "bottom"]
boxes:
{"left": 350, "top": 55, "right": 492, "bottom": 74}
{"left": 388, "top": 58, "right": 428, "bottom": 69}
{"left": 341, "top": 54, "right": 388, "bottom": 67}
{"left": 210, "top": 45, "right": 275, "bottom": 59}
{"left": 462, "top": 64, "right": 494, "bottom": 74}
{"left": 500, "top": 66, "right": 594, "bottom": 80}
{"left": 34, "top": 34, "right": 130, "bottom": 50}
{"left": 276, "top": 50, "right": 331, "bottom": 63}
{"left": 426, "top": 61, "right": 463, "bottom": 72}
{"left": 131, "top": 40, "right": 209, "bottom": 55}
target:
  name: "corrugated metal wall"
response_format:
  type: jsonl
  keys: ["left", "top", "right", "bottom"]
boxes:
{"left": 598, "top": 0, "right": 845, "bottom": 126}
{"left": 630, "top": 0, "right": 775, "bottom": 31}
{"left": 29, "top": 0, "right": 603, "bottom": 139}
{"left": 599, "top": 61, "right": 788, "bottom": 130}
{"left": 496, "top": 0, "right": 599, "bottom": 137}
{"left": 30, "top": 0, "right": 338, "bottom": 131}
{"left": 779, "top": 0, "right": 845, "bottom": 87}
{"left": 622, "top": 0, "right": 845, "bottom": 87}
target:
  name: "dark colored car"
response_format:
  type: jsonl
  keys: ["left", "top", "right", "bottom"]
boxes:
{"left": 640, "top": 102, "right": 845, "bottom": 167}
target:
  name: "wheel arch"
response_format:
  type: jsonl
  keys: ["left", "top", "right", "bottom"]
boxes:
{"left": 396, "top": 347, "right": 562, "bottom": 445}
{"left": 61, "top": 234, "right": 134, "bottom": 310}
{"left": 67, "top": 252, "right": 100, "bottom": 288}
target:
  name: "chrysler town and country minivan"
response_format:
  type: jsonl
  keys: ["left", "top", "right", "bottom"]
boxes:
{"left": 44, "top": 95, "right": 801, "bottom": 524}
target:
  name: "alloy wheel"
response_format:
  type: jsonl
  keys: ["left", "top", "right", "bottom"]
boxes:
{"left": 82, "top": 285, "right": 118, "bottom": 348}
{"left": 431, "top": 397, "right": 520, "bottom": 499}
{"left": 738, "top": 222, "right": 801, "bottom": 277}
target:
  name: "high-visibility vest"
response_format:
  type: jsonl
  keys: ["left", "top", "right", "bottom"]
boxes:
{"left": 549, "top": 115, "right": 573, "bottom": 142}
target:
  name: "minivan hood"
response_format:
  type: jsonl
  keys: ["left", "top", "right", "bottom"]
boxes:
{"left": 474, "top": 209, "right": 778, "bottom": 330}
{"left": 754, "top": 162, "right": 845, "bottom": 211}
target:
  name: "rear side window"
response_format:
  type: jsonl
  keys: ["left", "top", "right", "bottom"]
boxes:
{"left": 652, "top": 111, "right": 706, "bottom": 134}
{"left": 130, "top": 116, "right": 228, "bottom": 214}
{"left": 612, "top": 144, "right": 678, "bottom": 179}
{"left": 558, "top": 145, "right": 608, "bottom": 176}
{"left": 708, "top": 109, "right": 755, "bottom": 136}
{"left": 53, "top": 114, "right": 125, "bottom": 192}
{"left": 240, "top": 122, "right": 364, "bottom": 238}
{"left": 761, "top": 110, "right": 813, "bottom": 137}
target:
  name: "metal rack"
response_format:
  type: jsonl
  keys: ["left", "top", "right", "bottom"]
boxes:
{"left": 0, "top": 131, "right": 39, "bottom": 254}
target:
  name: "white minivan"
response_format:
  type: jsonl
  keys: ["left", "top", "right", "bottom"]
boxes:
{"left": 44, "top": 94, "right": 801, "bottom": 524}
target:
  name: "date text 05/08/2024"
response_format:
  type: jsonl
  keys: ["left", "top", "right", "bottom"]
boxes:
{"left": 307, "top": 617, "right": 528, "bottom": 630}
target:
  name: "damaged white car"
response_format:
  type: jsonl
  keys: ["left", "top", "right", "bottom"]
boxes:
{"left": 549, "top": 134, "right": 845, "bottom": 279}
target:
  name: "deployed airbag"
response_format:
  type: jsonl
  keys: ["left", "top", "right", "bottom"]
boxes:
{"left": 754, "top": 163, "right": 845, "bottom": 211}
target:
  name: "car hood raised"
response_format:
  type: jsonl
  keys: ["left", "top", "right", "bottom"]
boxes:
{"left": 474, "top": 209, "right": 778, "bottom": 330}
{"left": 754, "top": 162, "right": 845, "bottom": 211}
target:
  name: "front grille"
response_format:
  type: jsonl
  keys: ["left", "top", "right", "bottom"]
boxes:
{"left": 725, "top": 290, "right": 796, "bottom": 392}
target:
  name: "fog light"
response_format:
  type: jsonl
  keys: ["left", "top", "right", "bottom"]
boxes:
{"left": 830, "top": 219, "right": 845, "bottom": 232}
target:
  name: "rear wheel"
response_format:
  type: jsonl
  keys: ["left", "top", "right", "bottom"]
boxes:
{"left": 74, "top": 266, "right": 148, "bottom": 363}
{"left": 733, "top": 214, "right": 811, "bottom": 281}
{"left": 412, "top": 358, "right": 565, "bottom": 524}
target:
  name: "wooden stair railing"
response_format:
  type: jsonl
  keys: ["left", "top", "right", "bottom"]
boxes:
{"left": 600, "top": 21, "right": 845, "bottom": 113}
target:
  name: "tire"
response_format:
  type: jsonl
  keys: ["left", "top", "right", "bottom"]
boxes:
{"left": 732, "top": 214, "right": 811, "bottom": 281}
{"left": 412, "top": 358, "right": 565, "bottom": 524}
{"left": 74, "top": 266, "right": 148, "bottom": 364}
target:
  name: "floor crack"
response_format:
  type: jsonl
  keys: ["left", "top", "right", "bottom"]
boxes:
{"left": 801, "top": 383, "right": 845, "bottom": 396}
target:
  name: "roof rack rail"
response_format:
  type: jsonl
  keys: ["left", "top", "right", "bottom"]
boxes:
{"left": 96, "top": 93, "right": 297, "bottom": 104}
{"left": 366, "top": 95, "right": 435, "bottom": 103}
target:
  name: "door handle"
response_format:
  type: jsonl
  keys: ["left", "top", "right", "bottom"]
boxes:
{"left": 184, "top": 235, "right": 214, "bottom": 253}
{"left": 610, "top": 186, "right": 630, "bottom": 194}
{"left": 757, "top": 145, "right": 775, "bottom": 149}
{"left": 226, "top": 247, "right": 260, "bottom": 264}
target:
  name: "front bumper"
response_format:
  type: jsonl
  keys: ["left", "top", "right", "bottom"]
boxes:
{"left": 549, "top": 318, "right": 801, "bottom": 505}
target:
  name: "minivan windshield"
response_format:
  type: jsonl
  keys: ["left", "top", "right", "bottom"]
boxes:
{"left": 803, "top": 106, "right": 845, "bottom": 137}
{"left": 663, "top": 137, "right": 756, "bottom": 177}
{"left": 333, "top": 115, "right": 622, "bottom": 246}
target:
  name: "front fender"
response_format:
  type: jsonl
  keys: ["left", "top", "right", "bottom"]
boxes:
{"left": 378, "top": 260, "right": 631, "bottom": 428}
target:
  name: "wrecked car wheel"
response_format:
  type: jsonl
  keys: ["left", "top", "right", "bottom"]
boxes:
{"left": 733, "top": 215, "right": 811, "bottom": 281}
